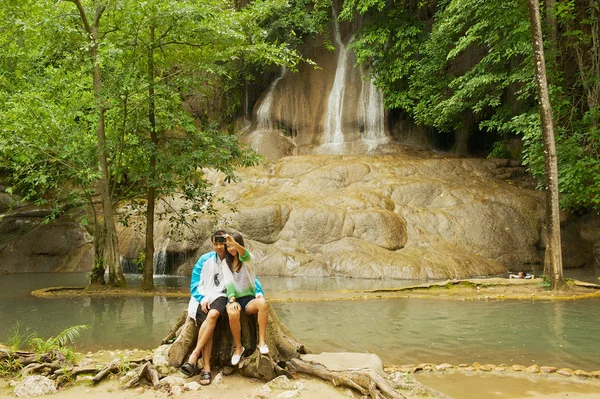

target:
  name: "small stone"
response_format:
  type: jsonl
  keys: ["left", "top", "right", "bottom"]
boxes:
{"left": 464, "top": 367, "right": 476, "bottom": 371}
{"left": 479, "top": 365, "right": 493, "bottom": 372}
{"left": 268, "top": 376, "right": 295, "bottom": 390}
{"left": 458, "top": 364, "right": 468, "bottom": 368}
{"left": 276, "top": 390, "right": 300, "bottom": 399}
{"left": 184, "top": 381, "right": 201, "bottom": 391}
{"left": 591, "top": 371, "right": 600, "bottom": 378}
{"left": 511, "top": 365, "right": 526, "bottom": 371}
{"left": 435, "top": 363, "right": 453, "bottom": 371}
{"left": 252, "top": 385, "right": 272, "bottom": 398}
{"left": 472, "top": 362, "right": 481, "bottom": 368}
{"left": 527, "top": 365, "right": 540, "bottom": 373}
{"left": 293, "top": 382, "right": 307, "bottom": 391}
{"left": 558, "top": 368, "right": 573, "bottom": 376}
{"left": 213, "top": 372, "right": 225, "bottom": 387}
{"left": 541, "top": 366, "right": 557, "bottom": 373}
{"left": 222, "top": 366, "right": 235, "bottom": 376}
{"left": 134, "top": 387, "right": 145, "bottom": 394}
{"left": 574, "top": 370, "right": 591, "bottom": 377}
{"left": 423, "top": 366, "right": 432, "bottom": 371}
{"left": 170, "top": 385, "right": 183, "bottom": 395}
{"left": 344, "top": 388, "right": 355, "bottom": 397}
{"left": 14, "top": 376, "right": 57, "bottom": 398}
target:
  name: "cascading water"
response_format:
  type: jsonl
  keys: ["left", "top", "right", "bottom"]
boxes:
{"left": 359, "top": 67, "right": 386, "bottom": 144}
{"left": 256, "top": 67, "right": 287, "bottom": 130}
{"left": 322, "top": 7, "right": 348, "bottom": 148}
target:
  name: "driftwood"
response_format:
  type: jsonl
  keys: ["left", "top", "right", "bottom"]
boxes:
{"left": 92, "top": 359, "right": 121, "bottom": 384}
{"left": 290, "top": 358, "right": 405, "bottom": 399}
{"left": 289, "top": 357, "right": 454, "bottom": 399}
{"left": 121, "top": 361, "right": 160, "bottom": 389}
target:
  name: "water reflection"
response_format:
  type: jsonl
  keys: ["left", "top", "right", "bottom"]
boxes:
{"left": 272, "top": 298, "right": 600, "bottom": 371}
{"left": 0, "top": 273, "right": 599, "bottom": 371}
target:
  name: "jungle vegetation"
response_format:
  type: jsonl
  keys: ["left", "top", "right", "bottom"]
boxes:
{"left": 0, "top": 0, "right": 597, "bottom": 288}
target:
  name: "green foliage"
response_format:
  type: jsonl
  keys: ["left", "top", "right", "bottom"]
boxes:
{"left": 0, "top": 324, "right": 89, "bottom": 375}
{"left": 28, "top": 325, "right": 90, "bottom": 360}
{"left": 4, "top": 322, "right": 35, "bottom": 351}
{"left": 537, "top": 276, "right": 552, "bottom": 290}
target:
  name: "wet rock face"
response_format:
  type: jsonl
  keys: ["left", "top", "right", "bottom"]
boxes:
{"left": 118, "top": 155, "right": 593, "bottom": 279}
{"left": 0, "top": 205, "right": 93, "bottom": 274}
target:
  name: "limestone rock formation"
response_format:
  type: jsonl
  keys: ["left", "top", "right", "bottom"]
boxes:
{"left": 0, "top": 204, "right": 93, "bottom": 274}
{"left": 118, "top": 154, "right": 593, "bottom": 279}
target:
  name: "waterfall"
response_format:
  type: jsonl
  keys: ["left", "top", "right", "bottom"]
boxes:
{"left": 359, "top": 70, "right": 386, "bottom": 143}
{"left": 256, "top": 67, "right": 287, "bottom": 129}
{"left": 322, "top": 8, "right": 348, "bottom": 147}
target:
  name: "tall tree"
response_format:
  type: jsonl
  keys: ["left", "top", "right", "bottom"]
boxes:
{"left": 526, "top": 0, "right": 564, "bottom": 290}
{"left": 66, "top": 0, "right": 126, "bottom": 287}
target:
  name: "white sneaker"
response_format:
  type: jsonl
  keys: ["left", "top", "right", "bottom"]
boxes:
{"left": 231, "top": 347, "right": 244, "bottom": 366}
{"left": 258, "top": 344, "right": 269, "bottom": 355}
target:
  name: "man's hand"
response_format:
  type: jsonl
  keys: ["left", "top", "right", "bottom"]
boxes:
{"left": 201, "top": 300, "right": 211, "bottom": 313}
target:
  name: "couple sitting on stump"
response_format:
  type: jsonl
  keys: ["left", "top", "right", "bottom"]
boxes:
{"left": 180, "top": 230, "right": 269, "bottom": 385}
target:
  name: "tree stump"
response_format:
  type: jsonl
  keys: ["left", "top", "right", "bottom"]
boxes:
{"left": 165, "top": 302, "right": 306, "bottom": 380}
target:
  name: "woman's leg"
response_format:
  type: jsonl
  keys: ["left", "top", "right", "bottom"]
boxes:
{"left": 245, "top": 297, "right": 268, "bottom": 348}
{"left": 227, "top": 302, "right": 244, "bottom": 356}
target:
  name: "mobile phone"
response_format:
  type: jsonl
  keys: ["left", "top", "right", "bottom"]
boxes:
{"left": 214, "top": 236, "right": 226, "bottom": 243}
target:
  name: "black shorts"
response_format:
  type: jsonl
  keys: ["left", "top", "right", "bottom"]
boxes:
{"left": 236, "top": 295, "right": 256, "bottom": 311}
{"left": 195, "top": 296, "right": 227, "bottom": 324}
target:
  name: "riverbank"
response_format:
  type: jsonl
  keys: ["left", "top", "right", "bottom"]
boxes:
{"left": 2, "top": 352, "right": 600, "bottom": 399}
{"left": 32, "top": 277, "right": 600, "bottom": 301}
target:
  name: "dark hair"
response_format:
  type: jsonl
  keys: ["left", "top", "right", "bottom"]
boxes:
{"left": 225, "top": 232, "right": 245, "bottom": 270}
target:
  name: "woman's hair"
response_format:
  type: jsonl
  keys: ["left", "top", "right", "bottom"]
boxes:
{"left": 225, "top": 232, "right": 245, "bottom": 270}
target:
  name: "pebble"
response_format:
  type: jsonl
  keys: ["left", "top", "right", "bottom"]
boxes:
{"left": 574, "top": 370, "right": 591, "bottom": 377}
{"left": 541, "top": 366, "right": 557, "bottom": 373}
{"left": 558, "top": 368, "right": 573, "bottom": 376}
{"left": 526, "top": 365, "right": 540, "bottom": 373}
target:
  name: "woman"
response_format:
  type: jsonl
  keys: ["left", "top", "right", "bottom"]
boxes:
{"left": 223, "top": 232, "right": 269, "bottom": 366}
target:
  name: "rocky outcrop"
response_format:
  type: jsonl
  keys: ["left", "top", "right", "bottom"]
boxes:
{"left": 118, "top": 154, "right": 593, "bottom": 279}
{"left": 0, "top": 204, "right": 93, "bottom": 274}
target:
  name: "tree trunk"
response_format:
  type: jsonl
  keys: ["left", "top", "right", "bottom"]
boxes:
{"left": 527, "top": 0, "right": 565, "bottom": 290}
{"left": 165, "top": 303, "right": 306, "bottom": 380}
{"left": 142, "top": 25, "right": 157, "bottom": 291}
{"left": 90, "top": 210, "right": 106, "bottom": 285}
{"left": 69, "top": 0, "right": 126, "bottom": 288}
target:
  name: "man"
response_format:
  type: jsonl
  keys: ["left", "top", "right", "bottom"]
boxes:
{"left": 180, "top": 230, "right": 229, "bottom": 385}
{"left": 509, "top": 271, "right": 534, "bottom": 279}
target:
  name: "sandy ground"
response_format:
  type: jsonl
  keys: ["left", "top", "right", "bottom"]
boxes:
{"left": 0, "top": 374, "right": 354, "bottom": 399}
{"left": 2, "top": 371, "right": 600, "bottom": 399}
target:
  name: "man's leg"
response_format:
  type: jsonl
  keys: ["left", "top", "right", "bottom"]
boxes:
{"left": 187, "top": 309, "right": 220, "bottom": 366}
